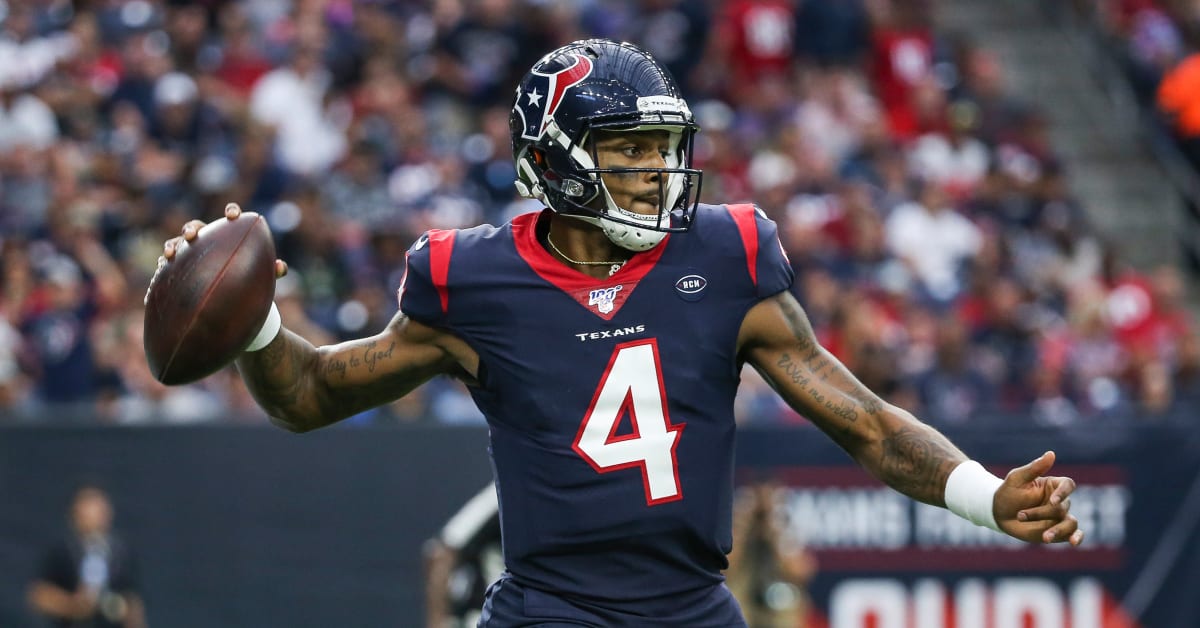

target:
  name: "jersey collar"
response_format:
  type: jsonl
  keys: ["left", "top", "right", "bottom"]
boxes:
{"left": 512, "top": 210, "right": 669, "bottom": 319}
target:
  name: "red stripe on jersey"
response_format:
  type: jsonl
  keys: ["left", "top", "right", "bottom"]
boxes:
{"left": 396, "top": 256, "right": 409, "bottom": 307}
{"left": 727, "top": 203, "right": 759, "bottom": 287}
{"left": 428, "top": 229, "right": 456, "bottom": 314}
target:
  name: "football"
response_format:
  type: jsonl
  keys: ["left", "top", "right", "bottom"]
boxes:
{"left": 143, "top": 213, "right": 276, "bottom": 385}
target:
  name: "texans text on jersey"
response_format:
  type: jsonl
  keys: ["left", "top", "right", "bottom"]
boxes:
{"left": 574, "top": 325, "right": 647, "bottom": 342}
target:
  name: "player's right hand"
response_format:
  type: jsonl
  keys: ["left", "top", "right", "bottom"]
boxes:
{"left": 160, "top": 202, "right": 288, "bottom": 276}
{"left": 148, "top": 203, "right": 288, "bottom": 307}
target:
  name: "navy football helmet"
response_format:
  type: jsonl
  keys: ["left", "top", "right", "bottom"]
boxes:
{"left": 509, "top": 39, "right": 702, "bottom": 251}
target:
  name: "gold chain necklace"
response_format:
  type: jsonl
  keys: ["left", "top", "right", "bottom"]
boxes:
{"left": 546, "top": 234, "right": 626, "bottom": 277}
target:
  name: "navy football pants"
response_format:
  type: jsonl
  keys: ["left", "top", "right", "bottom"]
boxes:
{"left": 477, "top": 575, "right": 748, "bottom": 627}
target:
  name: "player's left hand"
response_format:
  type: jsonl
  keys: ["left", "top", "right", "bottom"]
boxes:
{"left": 993, "top": 451, "right": 1084, "bottom": 546}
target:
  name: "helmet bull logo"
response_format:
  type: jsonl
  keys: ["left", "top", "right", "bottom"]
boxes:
{"left": 515, "top": 54, "right": 594, "bottom": 141}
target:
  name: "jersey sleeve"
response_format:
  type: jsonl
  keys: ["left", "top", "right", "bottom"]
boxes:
{"left": 398, "top": 229, "right": 457, "bottom": 328}
{"left": 727, "top": 203, "right": 795, "bottom": 299}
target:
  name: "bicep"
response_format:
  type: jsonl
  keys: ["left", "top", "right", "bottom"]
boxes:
{"left": 317, "top": 312, "right": 468, "bottom": 392}
{"left": 305, "top": 312, "right": 472, "bottom": 424}
{"left": 737, "top": 291, "right": 887, "bottom": 449}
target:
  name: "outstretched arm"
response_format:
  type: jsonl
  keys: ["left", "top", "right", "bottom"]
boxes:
{"left": 235, "top": 312, "right": 466, "bottom": 432}
{"left": 161, "top": 204, "right": 470, "bottom": 433}
{"left": 738, "top": 291, "right": 1082, "bottom": 545}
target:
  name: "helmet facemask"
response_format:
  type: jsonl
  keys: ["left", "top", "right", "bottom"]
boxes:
{"left": 515, "top": 115, "right": 702, "bottom": 252}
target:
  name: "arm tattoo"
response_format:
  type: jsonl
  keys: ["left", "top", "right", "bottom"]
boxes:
{"left": 772, "top": 296, "right": 884, "bottom": 423}
{"left": 762, "top": 295, "right": 958, "bottom": 505}
{"left": 245, "top": 332, "right": 310, "bottom": 404}
{"left": 880, "top": 426, "right": 961, "bottom": 505}
{"left": 363, "top": 340, "right": 396, "bottom": 373}
{"left": 235, "top": 329, "right": 341, "bottom": 431}
{"left": 777, "top": 352, "right": 860, "bottom": 423}
{"left": 317, "top": 340, "right": 397, "bottom": 380}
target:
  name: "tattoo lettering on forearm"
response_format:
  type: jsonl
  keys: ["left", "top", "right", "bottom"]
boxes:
{"left": 777, "top": 353, "right": 811, "bottom": 387}
{"left": 324, "top": 358, "right": 348, "bottom": 379}
{"left": 319, "top": 340, "right": 398, "bottom": 380}
{"left": 825, "top": 399, "right": 858, "bottom": 422}
{"left": 363, "top": 340, "right": 396, "bottom": 373}
{"left": 772, "top": 296, "right": 889, "bottom": 428}
{"left": 880, "top": 426, "right": 960, "bottom": 503}
{"left": 778, "top": 352, "right": 861, "bottom": 423}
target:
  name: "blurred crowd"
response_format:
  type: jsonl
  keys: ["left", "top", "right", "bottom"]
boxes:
{"left": 0, "top": 0, "right": 1196, "bottom": 427}
{"left": 1090, "top": 0, "right": 1200, "bottom": 173}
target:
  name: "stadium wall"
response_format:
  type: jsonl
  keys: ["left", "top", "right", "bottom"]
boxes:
{"left": 0, "top": 422, "right": 1196, "bottom": 628}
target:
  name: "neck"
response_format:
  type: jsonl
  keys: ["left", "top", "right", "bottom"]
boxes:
{"left": 544, "top": 215, "right": 633, "bottom": 279}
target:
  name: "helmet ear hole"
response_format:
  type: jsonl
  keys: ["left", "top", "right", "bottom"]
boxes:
{"left": 532, "top": 150, "right": 547, "bottom": 168}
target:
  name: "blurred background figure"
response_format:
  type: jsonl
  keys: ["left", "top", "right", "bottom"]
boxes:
{"left": 726, "top": 483, "right": 817, "bottom": 628}
{"left": 424, "top": 483, "right": 502, "bottom": 628}
{"left": 27, "top": 482, "right": 145, "bottom": 628}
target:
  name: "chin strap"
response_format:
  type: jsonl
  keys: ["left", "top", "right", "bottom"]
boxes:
{"left": 572, "top": 211, "right": 667, "bottom": 252}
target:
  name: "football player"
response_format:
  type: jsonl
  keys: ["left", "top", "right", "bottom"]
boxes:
{"left": 162, "top": 39, "right": 1083, "bottom": 627}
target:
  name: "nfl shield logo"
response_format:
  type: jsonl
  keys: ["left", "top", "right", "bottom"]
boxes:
{"left": 588, "top": 285, "right": 623, "bottom": 314}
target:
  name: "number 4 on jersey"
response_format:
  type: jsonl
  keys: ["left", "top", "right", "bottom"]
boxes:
{"left": 572, "top": 339, "right": 684, "bottom": 505}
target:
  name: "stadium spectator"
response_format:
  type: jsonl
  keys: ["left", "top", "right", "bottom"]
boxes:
{"left": 0, "top": 304, "right": 26, "bottom": 411}
{"left": 210, "top": 4, "right": 274, "bottom": 102}
{"left": 427, "top": 0, "right": 552, "bottom": 109}
{"left": 970, "top": 276, "right": 1042, "bottom": 409}
{"left": 27, "top": 483, "right": 146, "bottom": 628}
{"left": 914, "top": 314, "right": 996, "bottom": 425}
{"left": 1158, "top": 51, "right": 1200, "bottom": 168}
{"left": 707, "top": 0, "right": 798, "bottom": 104}
{"left": 1047, "top": 280, "right": 1128, "bottom": 417}
{"left": 793, "top": 0, "right": 870, "bottom": 66}
{"left": 867, "top": 0, "right": 937, "bottom": 141}
{"left": 884, "top": 179, "right": 983, "bottom": 305}
{"left": 907, "top": 101, "right": 991, "bottom": 199}
{"left": 20, "top": 254, "right": 99, "bottom": 412}
{"left": 320, "top": 139, "right": 394, "bottom": 228}
{"left": 248, "top": 25, "right": 347, "bottom": 176}
{"left": 726, "top": 483, "right": 817, "bottom": 628}
{"left": 793, "top": 67, "right": 880, "bottom": 171}
{"left": 623, "top": 0, "right": 711, "bottom": 97}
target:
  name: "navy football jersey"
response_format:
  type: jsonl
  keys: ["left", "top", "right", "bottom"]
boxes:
{"left": 400, "top": 203, "right": 794, "bottom": 614}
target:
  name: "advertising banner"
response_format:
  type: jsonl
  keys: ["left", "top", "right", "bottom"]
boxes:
{"left": 735, "top": 423, "right": 1200, "bottom": 628}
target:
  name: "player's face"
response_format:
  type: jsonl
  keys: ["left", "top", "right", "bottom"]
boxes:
{"left": 591, "top": 129, "right": 673, "bottom": 217}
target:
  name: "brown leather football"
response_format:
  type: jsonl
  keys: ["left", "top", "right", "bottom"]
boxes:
{"left": 143, "top": 213, "right": 276, "bottom": 385}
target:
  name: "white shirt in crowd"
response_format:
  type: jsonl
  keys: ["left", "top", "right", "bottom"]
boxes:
{"left": 885, "top": 200, "right": 983, "bottom": 302}
{"left": 0, "top": 91, "right": 58, "bottom": 152}
{"left": 907, "top": 132, "right": 991, "bottom": 193}
{"left": 249, "top": 66, "right": 347, "bottom": 176}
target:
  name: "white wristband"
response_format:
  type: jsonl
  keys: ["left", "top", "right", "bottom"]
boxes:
{"left": 944, "top": 460, "right": 1004, "bottom": 532}
{"left": 245, "top": 302, "right": 281, "bottom": 352}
